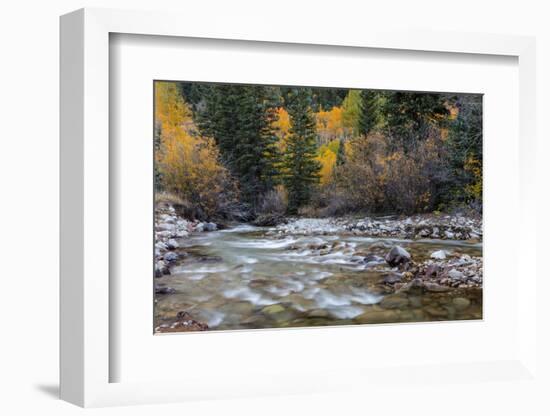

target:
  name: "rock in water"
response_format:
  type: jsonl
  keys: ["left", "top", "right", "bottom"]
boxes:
{"left": 385, "top": 245, "right": 411, "bottom": 267}
{"left": 430, "top": 250, "right": 447, "bottom": 260}
{"left": 452, "top": 297, "right": 471, "bottom": 310}
{"left": 164, "top": 252, "right": 179, "bottom": 262}
{"left": 204, "top": 222, "right": 217, "bottom": 231}
{"left": 166, "top": 239, "right": 179, "bottom": 249}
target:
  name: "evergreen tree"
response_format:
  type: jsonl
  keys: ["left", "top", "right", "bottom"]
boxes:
{"left": 358, "top": 90, "right": 382, "bottom": 136}
{"left": 382, "top": 92, "right": 449, "bottom": 151}
{"left": 336, "top": 139, "right": 346, "bottom": 166}
{"left": 283, "top": 90, "right": 321, "bottom": 214}
{"left": 197, "top": 84, "right": 280, "bottom": 207}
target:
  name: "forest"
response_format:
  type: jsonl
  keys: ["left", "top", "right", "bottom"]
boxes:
{"left": 154, "top": 81, "right": 482, "bottom": 223}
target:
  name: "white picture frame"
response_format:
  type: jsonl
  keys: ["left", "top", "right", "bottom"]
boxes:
{"left": 60, "top": 7, "right": 538, "bottom": 408}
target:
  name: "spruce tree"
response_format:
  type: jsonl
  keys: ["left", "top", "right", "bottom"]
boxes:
{"left": 197, "top": 84, "right": 280, "bottom": 208}
{"left": 336, "top": 139, "right": 346, "bottom": 166}
{"left": 358, "top": 90, "right": 381, "bottom": 136}
{"left": 283, "top": 90, "right": 321, "bottom": 214}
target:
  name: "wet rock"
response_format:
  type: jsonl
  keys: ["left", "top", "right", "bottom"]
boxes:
{"left": 195, "top": 222, "right": 205, "bottom": 232}
{"left": 155, "top": 260, "right": 170, "bottom": 278}
{"left": 166, "top": 239, "right": 179, "bottom": 249}
{"left": 261, "top": 304, "right": 285, "bottom": 315}
{"left": 452, "top": 297, "right": 471, "bottom": 310}
{"left": 430, "top": 250, "right": 447, "bottom": 260}
{"left": 308, "top": 309, "right": 329, "bottom": 318}
{"left": 253, "top": 213, "right": 287, "bottom": 227}
{"left": 385, "top": 245, "right": 411, "bottom": 267}
{"left": 397, "top": 278, "right": 425, "bottom": 296}
{"left": 423, "top": 282, "right": 450, "bottom": 292}
{"left": 155, "top": 285, "right": 176, "bottom": 295}
{"left": 425, "top": 264, "right": 441, "bottom": 278}
{"left": 380, "top": 294, "right": 409, "bottom": 309}
{"left": 382, "top": 273, "right": 403, "bottom": 284}
{"left": 204, "top": 222, "right": 217, "bottom": 231}
{"left": 164, "top": 252, "right": 179, "bottom": 262}
{"left": 157, "top": 223, "right": 176, "bottom": 232}
{"left": 448, "top": 269, "right": 465, "bottom": 281}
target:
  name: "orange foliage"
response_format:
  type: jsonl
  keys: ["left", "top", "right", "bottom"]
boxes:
{"left": 315, "top": 107, "right": 344, "bottom": 144}
{"left": 155, "top": 82, "right": 235, "bottom": 217}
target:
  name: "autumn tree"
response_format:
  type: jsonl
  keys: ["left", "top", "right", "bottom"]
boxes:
{"left": 341, "top": 90, "right": 362, "bottom": 136}
{"left": 154, "top": 81, "right": 237, "bottom": 219}
{"left": 282, "top": 90, "right": 321, "bottom": 213}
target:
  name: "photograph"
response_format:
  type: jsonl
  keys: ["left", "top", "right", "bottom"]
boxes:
{"left": 153, "top": 81, "right": 483, "bottom": 333}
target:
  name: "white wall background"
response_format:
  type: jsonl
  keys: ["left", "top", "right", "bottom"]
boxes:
{"left": 0, "top": 0, "right": 548, "bottom": 415}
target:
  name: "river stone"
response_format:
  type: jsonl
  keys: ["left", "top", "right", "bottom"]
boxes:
{"left": 425, "top": 306, "right": 449, "bottom": 318}
{"left": 356, "top": 309, "right": 399, "bottom": 324}
{"left": 261, "top": 304, "right": 285, "bottom": 315}
{"left": 308, "top": 309, "right": 329, "bottom": 318}
{"left": 164, "top": 252, "right": 179, "bottom": 262}
{"left": 397, "top": 279, "right": 425, "bottom": 296}
{"left": 204, "top": 222, "right": 217, "bottom": 231}
{"left": 385, "top": 245, "right": 411, "bottom": 267}
{"left": 382, "top": 273, "right": 402, "bottom": 284}
{"left": 380, "top": 294, "right": 409, "bottom": 309}
{"left": 166, "top": 239, "right": 179, "bottom": 249}
{"left": 157, "top": 223, "right": 176, "bottom": 232}
{"left": 194, "top": 223, "right": 205, "bottom": 232}
{"left": 430, "top": 250, "right": 447, "bottom": 260}
{"left": 452, "top": 297, "right": 471, "bottom": 310}
{"left": 425, "top": 264, "right": 441, "bottom": 278}
{"left": 423, "top": 282, "right": 450, "bottom": 292}
{"left": 448, "top": 269, "right": 464, "bottom": 280}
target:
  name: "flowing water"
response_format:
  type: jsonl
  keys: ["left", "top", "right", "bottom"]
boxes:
{"left": 154, "top": 224, "right": 482, "bottom": 331}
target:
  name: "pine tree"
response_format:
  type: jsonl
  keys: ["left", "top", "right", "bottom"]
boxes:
{"left": 382, "top": 92, "right": 449, "bottom": 151}
{"left": 197, "top": 84, "right": 280, "bottom": 208}
{"left": 358, "top": 90, "right": 382, "bottom": 136}
{"left": 336, "top": 139, "right": 346, "bottom": 166}
{"left": 283, "top": 90, "right": 321, "bottom": 214}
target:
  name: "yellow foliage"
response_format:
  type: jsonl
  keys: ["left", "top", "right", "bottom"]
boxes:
{"left": 315, "top": 107, "right": 344, "bottom": 144}
{"left": 155, "top": 81, "right": 234, "bottom": 217}
{"left": 273, "top": 107, "right": 291, "bottom": 152}
{"left": 464, "top": 155, "right": 482, "bottom": 200}
{"left": 316, "top": 147, "right": 337, "bottom": 185}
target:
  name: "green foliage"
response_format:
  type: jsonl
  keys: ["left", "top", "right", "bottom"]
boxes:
{"left": 156, "top": 81, "right": 482, "bottom": 217}
{"left": 282, "top": 89, "right": 322, "bottom": 214}
{"left": 358, "top": 90, "right": 384, "bottom": 136}
{"left": 382, "top": 92, "right": 449, "bottom": 151}
{"left": 197, "top": 84, "right": 281, "bottom": 207}
{"left": 443, "top": 94, "right": 483, "bottom": 208}
{"left": 341, "top": 90, "right": 362, "bottom": 135}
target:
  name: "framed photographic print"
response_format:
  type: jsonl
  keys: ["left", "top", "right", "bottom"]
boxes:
{"left": 60, "top": 7, "right": 539, "bottom": 408}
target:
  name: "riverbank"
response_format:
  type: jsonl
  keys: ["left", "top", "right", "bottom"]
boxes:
{"left": 154, "top": 203, "right": 483, "bottom": 333}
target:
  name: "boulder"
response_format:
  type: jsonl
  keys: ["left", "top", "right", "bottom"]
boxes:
{"left": 385, "top": 245, "right": 411, "bottom": 267}
{"left": 194, "top": 223, "right": 205, "bottom": 232}
{"left": 430, "top": 250, "right": 447, "bottom": 260}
